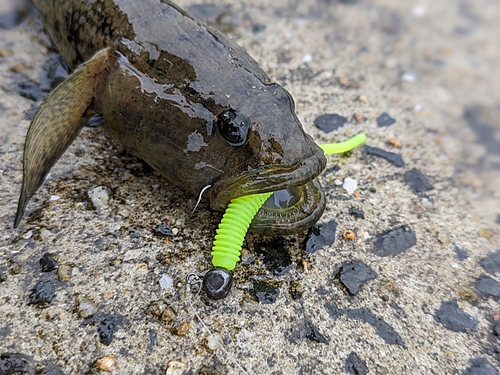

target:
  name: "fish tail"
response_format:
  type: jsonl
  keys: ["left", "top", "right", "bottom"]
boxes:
{"left": 14, "top": 48, "right": 115, "bottom": 227}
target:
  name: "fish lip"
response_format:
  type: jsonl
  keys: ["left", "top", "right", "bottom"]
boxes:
{"left": 210, "top": 152, "right": 326, "bottom": 211}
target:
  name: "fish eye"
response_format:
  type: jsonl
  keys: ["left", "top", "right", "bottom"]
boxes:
{"left": 216, "top": 109, "right": 249, "bottom": 146}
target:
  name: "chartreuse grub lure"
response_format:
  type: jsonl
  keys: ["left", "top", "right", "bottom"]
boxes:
{"left": 203, "top": 133, "right": 367, "bottom": 299}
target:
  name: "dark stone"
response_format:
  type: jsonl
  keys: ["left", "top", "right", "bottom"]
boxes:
{"left": 98, "top": 318, "right": 116, "bottom": 346}
{"left": 304, "top": 320, "right": 329, "bottom": 344}
{"left": 313, "top": 114, "right": 348, "bottom": 133}
{"left": 305, "top": 220, "right": 337, "bottom": 254}
{"left": 493, "top": 323, "right": 500, "bottom": 337}
{"left": 403, "top": 168, "right": 433, "bottom": 194}
{"left": 249, "top": 281, "right": 279, "bottom": 304}
{"left": 454, "top": 245, "right": 469, "bottom": 261}
{"left": 346, "top": 308, "right": 405, "bottom": 345}
{"left": 475, "top": 275, "right": 500, "bottom": 299}
{"left": 480, "top": 250, "right": 500, "bottom": 275}
{"left": 376, "top": 112, "right": 396, "bottom": 127}
{"left": 0, "top": 353, "right": 34, "bottom": 375}
{"left": 39, "top": 253, "right": 58, "bottom": 272}
{"left": 435, "top": 299, "right": 478, "bottom": 332}
{"left": 28, "top": 281, "right": 55, "bottom": 306}
{"left": 373, "top": 225, "right": 416, "bottom": 257}
{"left": 334, "top": 261, "right": 377, "bottom": 295}
{"left": 85, "top": 114, "right": 104, "bottom": 128}
{"left": 462, "top": 358, "right": 498, "bottom": 375}
{"left": 148, "top": 329, "right": 157, "bottom": 351}
{"left": 152, "top": 223, "right": 173, "bottom": 237}
{"left": 0, "top": 272, "right": 7, "bottom": 283}
{"left": 348, "top": 207, "right": 365, "bottom": 219}
{"left": 345, "top": 352, "right": 368, "bottom": 375}
{"left": 253, "top": 238, "right": 293, "bottom": 275}
{"left": 364, "top": 145, "right": 405, "bottom": 167}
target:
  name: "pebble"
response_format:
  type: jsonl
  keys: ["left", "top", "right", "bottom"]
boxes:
{"left": 435, "top": 299, "right": 478, "bottom": 332}
{"left": 76, "top": 296, "right": 98, "bottom": 319}
{"left": 387, "top": 138, "right": 403, "bottom": 148}
{"left": 376, "top": 112, "right": 396, "bottom": 127}
{"left": 57, "top": 264, "right": 72, "bottom": 281}
{"left": 94, "top": 355, "right": 116, "bottom": 371}
{"left": 401, "top": 72, "right": 417, "bottom": 82}
{"left": 0, "top": 353, "right": 34, "bottom": 374}
{"left": 87, "top": 186, "right": 109, "bottom": 210}
{"left": 345, "top": 352, "right": 369, "bottom": 375}
{"left": 153, "top": 223, "right": 174, "bottom": 237}
{"left": 342, "top": 229, "right": 356, "bottom": 240}
{"left": 98, "top": 318, "right": 116, "bottom": 346}
{"left": 343, "top": 178, "right": 357, "bottom": 195}
{"left": 475, "top": 275, "right": 500, "bottom": 299}
{"left": 305, "top": 220, "right": 337, "bottom": 254}
{"left": 0, "top": 48, "right": 13, "bottom": 57}
{"left": 249, "top": 280, "right": 279, "bottom": 304}
{"left": 304, "top": 320, "right": 329, "bottom": 344}
{"left": 205, "top": 334, "right": 222, "bottom": 351}
{"left": 146, "top": 299, "right": 177, "bottom": 323}
{"left": 403, "top": 168, "right": 433, "bottom": 194}
{"left": 348, "top": 207, "right": 365, "bottom": 219}
{"left": 166, "top": 361, "right": 187, "bottom": 375}
{"left": 159, "top": 274, "right": 174, "bottom": 290}
{"left": 29, "top": 281, "right": 55, "bottom": 306}
{"left": 39, "top": 253, "right": 58, "bottom": 272}
{"left": 373, "top": 225, "right": 416, "bottom": 257}
{"left": 364, "top": 145, "right": 405, "bottom": 167}
{"left": 334, "top": 261, "right": 377, "bottom": 295}
{"left": 177, "top": 322, "right": 190, "bottom": 336}
{"left": 313, "top": 113, "right": 348, "bottom": 133}
{"left": 49, "top": 195, "right": 60, "bottom": 201}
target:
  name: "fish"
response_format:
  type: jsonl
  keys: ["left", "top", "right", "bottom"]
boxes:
{"left": 14, "top": 0, "right": 327, "bottom": 235}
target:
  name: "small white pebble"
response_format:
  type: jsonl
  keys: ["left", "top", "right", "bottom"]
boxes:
{"left": 159, "top": 274, "right": 173, "bottom": 290}
{"left": 401, "top": 72, "right": 416, "bottom": 82}
{"left": 171, "top": 227, "right": 179, "bottom": 235}
{"left": 22, "top": 230, "right": 33, "bottom": 240}
{"left": 206, "top": 333, "right": 221, "bottom": 350}
{"left": 49, "top": 195, "right": 60, "bottom": 201}
{"left": 343, "top": 178, "right": 357, "bottom": 195}
{"left": 302, "top": 53, "right": 313, "bottom": 62}
{"left": 334, "top": 179, "right": 343, "bottom": 186}
{"left": 166, "top": 360, "right": 186, "bottom": 375}
{"left": 87, "top": 186, "right": 109, "bottom": 210}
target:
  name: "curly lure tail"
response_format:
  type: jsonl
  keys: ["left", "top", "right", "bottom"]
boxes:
{"left": 211, "top": 192, "right": 273, "bottom": 271}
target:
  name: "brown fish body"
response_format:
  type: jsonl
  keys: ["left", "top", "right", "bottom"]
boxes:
{"left": 16, "top": 0, "right": 326, "bottom": 234}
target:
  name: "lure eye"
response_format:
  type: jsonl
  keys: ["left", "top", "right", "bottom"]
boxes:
{"left": 216, "top": 109, "right": 249, "bottom": 146}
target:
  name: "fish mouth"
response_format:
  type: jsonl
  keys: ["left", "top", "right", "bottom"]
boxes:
{"left": 210, "top": 152, "right": 327, "bottom": 235}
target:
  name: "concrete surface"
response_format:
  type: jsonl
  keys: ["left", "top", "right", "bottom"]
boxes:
{"left": 1, "top": 0, "right": 499, "bottom": 374}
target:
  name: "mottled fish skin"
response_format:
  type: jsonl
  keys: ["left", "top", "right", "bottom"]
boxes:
{"left": 17, "top": 0, "right": 327, "bottom": 234}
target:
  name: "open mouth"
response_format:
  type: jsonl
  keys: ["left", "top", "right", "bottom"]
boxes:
{"left": 210, "top": 153, "right": 326, "bottom": 235}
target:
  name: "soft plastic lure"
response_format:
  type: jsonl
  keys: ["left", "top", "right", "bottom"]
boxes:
{"left": 203, "top": 133, "right": 367, "bottom": 299}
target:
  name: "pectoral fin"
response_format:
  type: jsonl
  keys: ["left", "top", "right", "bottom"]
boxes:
{"left": 14, "top": 48, "right": 115, "bottom": 227}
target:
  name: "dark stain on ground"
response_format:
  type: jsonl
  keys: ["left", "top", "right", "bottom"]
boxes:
{"left": 39, "top": 253, "right": 58, "bottom": 272}
{"left": 462, "top": 357, "right": 498, "bottom": 375}
{"left": 333, "top": 261, "right": 377, "bottom": 296}
{"left": 364, "top": 145, "right": 405, "bottom": 167}
{"left": 454, "top": 244, "right": 469, "bottom": 261}
{"left": 305, "top": 220, "right": 337, "bottom": 254}
{"left": 434, "top": 299, "right": 478, "bottom": 332}
{"left": 373, "top": 225, "right": 416, "bottom": 257}
{"left": 287, "top": 319, "right": 329, "bottom": 345}
{"left": 345, "top": 352, "right": 369, "bottom": 375}
{"left": 0, "top": 353, "right": 34, "bottom": 375}
{"left": 464, "top": 106, "right": 500, "bottom": 156}
{"left": 475, "top": 275, "right": 500, "bottom": 300}
{"left": 348, "top": 207, "right": 365, "bottom": 219}
{"left": 249, "top": 280, "right": 280, "bottom": 304}
{"left": 253, "top": 237, "right": 293, "bottom": 275}
{"left": 403, "top": 168, "right": 433, "bottom": 194}
{"left": 480, "top": 250, "right": 500, "bottom": 275}
{"left": 325, "top": 302, "right": 405, "bottom": 345}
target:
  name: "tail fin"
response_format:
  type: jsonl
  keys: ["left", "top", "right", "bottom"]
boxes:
{"left": 14, "top": 48, "right": 114, "bottom": 227}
